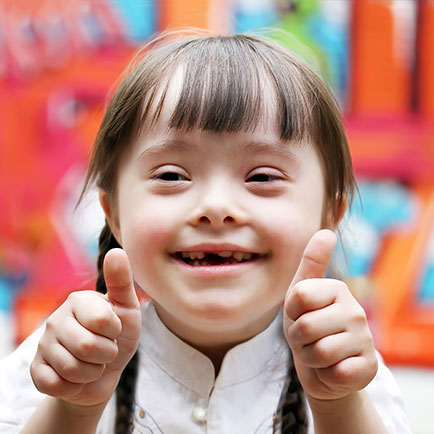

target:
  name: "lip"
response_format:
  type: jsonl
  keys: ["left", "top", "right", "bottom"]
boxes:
{"left": 172, "top": 243, "right": 262, "bottom": 254}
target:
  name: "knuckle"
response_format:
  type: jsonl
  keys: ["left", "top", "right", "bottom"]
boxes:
{"left": 328, "top": 362, "right": 355, "bottom": 384}
{"left": 88, "top": 364, "right": 106, "bottom": 381}
{"left": 67, "top": 290, "right": 98, "bottom": 306}
{"left": 38, "top": 377, "right": 61, "bottom": 395}
{"left": 66, "top": 291, "right": 82, "bottom": 303}
{"left": 366, "top": 352, "right": 379, "bottom": 378}
{"left": 284, "top": 323, "right": 296, "bottom": 347}
{"left": 87, "top": 305, "right": 122, "bottom": 338}
{"left": 362, "top": 330, "right": 375, "bottom": 348}
{"left": 36, "top": 337, "right": 48, "bottom": 354}
{"left": 72, "top": 289, "right": 94, "bottom": 299}
{"left": 296, "top": 315, "right": 314, "bottom": 339}
{"left": 76, "top": 336, "right": 99, "bottom": 359}
{"left": 32, "top": 368, "right": 63, "bottom": 396}
{"left": 353, "top": 305, "right": 368, "bottom": 324}
{"left": 97, "top": 339, "right": 119, "bottom": 363}
{"left": 336, "top": 280, "right": 349, "bottom": 294}
{"left": 106, "top": 341, "right": 119, "bottom": 362}
{"left": 59, "top": 360, "right": 81, "bottom": 381}
{"left": 44, "top": 317, "right": 58, "bottom": 333}
{"left": 336, "top": 362, "right": 351, "bottom": 380}
{"left": 122, "top": 338, "right": 140, "bottom": 357}
{"left": 30, "top": 359, "right": 85, "bottom": 398}
{"left": 312, "top": 340, "right": 331, "bottom": 364}
{"left": 29, "top": 361, "right": 41, "bottom": 385}
{"left": 90, "top": 310, "right": 113, "bottom": 330}
{"left": 292, "top": 283, "right": 311, "bottom": 309}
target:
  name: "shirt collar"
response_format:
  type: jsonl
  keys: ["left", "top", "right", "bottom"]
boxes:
{"left": 139, "top": 302, "right": 288, "bottom": 395}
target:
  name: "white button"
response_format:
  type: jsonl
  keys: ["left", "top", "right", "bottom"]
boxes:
{"left": 191, "top": 404, "right": 207, "bottom": 423}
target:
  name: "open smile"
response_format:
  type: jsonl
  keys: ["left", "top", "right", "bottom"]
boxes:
{"left": 173, "top": 251, "right": 265, "bottom": 267}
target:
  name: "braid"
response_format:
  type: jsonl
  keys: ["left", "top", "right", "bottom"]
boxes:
{"left": 114, "top": 352, "right": 139, "bottom": 434}
{"left": 95, "top": 222, "right": 121, "bottom": 294}
{"left": 96, "top": 222, "right": 139, "bottom": 434}
{"left": 274, "top": 351, "right": 308, "bottom": 434}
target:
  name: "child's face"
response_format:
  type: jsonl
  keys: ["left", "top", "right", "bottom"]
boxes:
{"left": 102, "top": 104, "right": 334, "bottom": 347}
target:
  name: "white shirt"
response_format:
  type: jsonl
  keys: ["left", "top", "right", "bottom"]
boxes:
{"left": 0, "top": 302, "right": 411, "bottom": 434}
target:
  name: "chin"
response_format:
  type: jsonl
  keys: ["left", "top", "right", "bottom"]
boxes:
{"left": 184, "top": 297, "right": 275, "bottom": 332}
{"left": 185, "top": 297, "right": 246, "bottom": 322}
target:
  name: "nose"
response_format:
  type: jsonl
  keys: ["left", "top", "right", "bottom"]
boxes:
{"left": 189, "top": 180, "right": 244, "bottom": 228}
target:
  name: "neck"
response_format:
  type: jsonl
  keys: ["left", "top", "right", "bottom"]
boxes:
{"left": 152, "top": 301, "right": 280, "bottom": 376}
{"left": 191, "top": 342, "right": 239, "bottom": 376}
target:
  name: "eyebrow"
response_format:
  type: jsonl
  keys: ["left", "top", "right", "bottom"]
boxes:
{"left": 136, "top": 139, "right": 195, "bottom": 160}
{"left": 234, "top": 140, "right": 302, "bottom": 161}
{"left": 136, "top": 137, "right": 302, "bottom": 162}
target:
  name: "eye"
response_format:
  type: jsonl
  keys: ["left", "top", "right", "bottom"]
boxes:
{"left": 151, "top": 165, "right": 190, "bottom": 183}
{"left": 245, "top": 167, "right": 288, "bottom": 195}
{"left": 154, "top": 171, "right": 189, "bottom": 182}
{"left": 246, "top": 173, "right": 281, "bottom": 183}
{"left": 246, "top": 167, "right": 285, "bottom": 183}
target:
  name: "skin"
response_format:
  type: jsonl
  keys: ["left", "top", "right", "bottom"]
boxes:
{"left": 24, "top": 100, "right": 387, "bottom": 433}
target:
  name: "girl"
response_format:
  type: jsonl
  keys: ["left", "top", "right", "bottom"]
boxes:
{"left": 0, "top": 32, "right": 411, "bottom": 434}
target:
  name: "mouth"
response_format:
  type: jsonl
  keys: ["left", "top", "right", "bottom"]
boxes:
{"left": 172, "top": 251, "right": 264, "bottom": 267}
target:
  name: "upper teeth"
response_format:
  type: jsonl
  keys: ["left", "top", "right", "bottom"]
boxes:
{"left": 181, "top": 251, "right": 253, "bottom": 261}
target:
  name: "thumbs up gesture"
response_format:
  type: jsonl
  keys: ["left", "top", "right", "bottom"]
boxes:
{"left": 283, "top": 230, "right": 378, "bottom": 403}
{"left": 30, "top": 249, "right": 142, "bottom": 409}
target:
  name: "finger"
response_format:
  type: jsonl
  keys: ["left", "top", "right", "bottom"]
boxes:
{"left": 298, "top": 332, "right": 362, "bottom": 369}
{"left": 316, "top": 355, "right": 378, "bottom": 391}
{"left": 55, "top": 316, "right": 119, "bottom": 364}
{"left": 42, "top": 342, "right": 105, "bottom": 384}
{"left": 285, "top": 277, "right": 349, "bottom": 323}
{"left": 286, "top": 301, "right": 347, "bottom": 348}
{"left": 67, "top": 291, "right": 122, "bottom": 340}
{"left": 30, "top": 357, "right": 84, "bottom": 398}
{"left": 290, "top": 229, "right": 337, "bottom": 289}
{"left": 104, "top": 248, "right": 139, "bottom": 309}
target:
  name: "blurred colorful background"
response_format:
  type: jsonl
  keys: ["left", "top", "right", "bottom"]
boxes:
{"left": 0, "top": 1, "right": 433, "bottom": 432}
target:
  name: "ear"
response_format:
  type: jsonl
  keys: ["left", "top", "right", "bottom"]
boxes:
{"left": 99, "top": 189, "right": 122, "bottom": 245}
{"left": 323, "top": 195, "right": 348, "bottom": 229}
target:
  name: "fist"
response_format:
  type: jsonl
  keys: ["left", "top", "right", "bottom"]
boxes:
{"left": 30, "top": 249, "right": 142, "bottom": 408}
{"left": 283, "top": 230, "right": 378, "bottom": 402}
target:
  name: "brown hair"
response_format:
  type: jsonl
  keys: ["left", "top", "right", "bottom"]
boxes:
{"left": 84, "top": 30, "right": 356, "bottom": 433}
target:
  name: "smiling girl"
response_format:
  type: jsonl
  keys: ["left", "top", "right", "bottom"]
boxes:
{"left": 0, "top": 32, "right": 411, "bottom": 434}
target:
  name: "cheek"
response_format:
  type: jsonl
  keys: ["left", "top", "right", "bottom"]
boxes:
{"left": 267, "top": 216, "right": 312, "bottom": 276}
{"left": 117, "top": 205, "right": 175, "bottom": 279}
{"left": 118, "top": 191, "right": 177, "bottom": 247}
{"left": 121, "top": 214, "right": 172, "bottom": 253}
{"left": 259, "top": 197, "right": 324, "bottom": 284}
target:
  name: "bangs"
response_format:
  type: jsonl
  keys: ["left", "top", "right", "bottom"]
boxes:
{"left": 136, "top": 35, "right": 316, "bottom": 142}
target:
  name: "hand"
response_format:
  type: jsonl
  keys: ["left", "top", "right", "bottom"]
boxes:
{"left": 30, "top": 248, "right": 142, "bottom": 409}
{"left": 283, "top": 230, "right": 378, "bottom": 402}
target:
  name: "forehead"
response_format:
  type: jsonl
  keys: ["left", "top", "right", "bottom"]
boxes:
{"left": 134, "top": 133, "right": 315, "bottom": 170}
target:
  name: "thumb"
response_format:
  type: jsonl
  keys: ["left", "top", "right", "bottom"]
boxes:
{"left": 290, "top": 229, "right": 337, "bottom": 288}
{"left": 103, "top": 248, "right": 139, "bottom": 309}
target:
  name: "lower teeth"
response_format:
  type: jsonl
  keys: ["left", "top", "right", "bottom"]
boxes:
{"left": 191, "top": 260, "right": 236, "bottom": 266}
